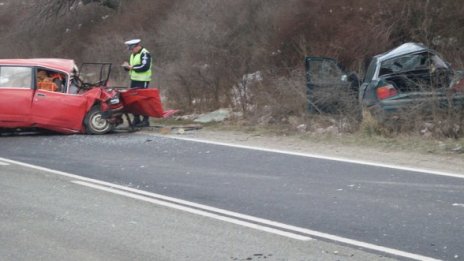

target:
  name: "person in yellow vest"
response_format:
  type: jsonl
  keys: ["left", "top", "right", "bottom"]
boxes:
{"left": 122, "top": 38, "right": 152, "bottom": 127}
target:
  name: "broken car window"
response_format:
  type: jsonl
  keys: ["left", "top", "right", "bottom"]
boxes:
{"left": 36, "top": 69, "right": 67, "bottom": 92}
{"left": 379, "top": 52, "right": 448, "bottom": 77}
{"left": 309, "top": 59, "right": 344, "bottom": 84}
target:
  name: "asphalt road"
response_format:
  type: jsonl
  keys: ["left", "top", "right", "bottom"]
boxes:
{"left": 1, "top": 160, "right": 391, "bottom": 261}
{"left": 1, "top": 132, "right": 463, "bottom": 260}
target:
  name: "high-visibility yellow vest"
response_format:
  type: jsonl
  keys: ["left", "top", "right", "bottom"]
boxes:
{"left": 129, "top": 48, "right": 152, "bottom": 82}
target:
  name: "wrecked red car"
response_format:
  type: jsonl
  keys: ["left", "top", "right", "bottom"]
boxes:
{"left": 0, "top": 59, "right": 173, "bottom": 135}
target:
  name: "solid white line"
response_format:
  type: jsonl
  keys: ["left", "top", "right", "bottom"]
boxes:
{"left": 72, "top": 180, "right": 311, "bottom": 241}
{"left": 162, "top": 135, "right": 464, "bottom": 179}
{"left": 75, "top": 178, "right": 440, "bottom": 261}
{"left": 0, "top": 156, "right": 441, "bottom": 261}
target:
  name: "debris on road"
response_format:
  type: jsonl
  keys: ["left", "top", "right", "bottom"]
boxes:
{"left": 143, "top": 124, "right": 203, "bottom": 134}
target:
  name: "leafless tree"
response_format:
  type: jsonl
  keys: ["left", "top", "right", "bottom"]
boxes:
{"left": 2, "top": 0, "right": 464, "bottom": 134}
{"left": 31, "top": 0, "right": 120, "bottom": 20}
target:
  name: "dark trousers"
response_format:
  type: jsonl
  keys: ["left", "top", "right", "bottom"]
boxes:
{"left": 130, "top": 80, "right": 150, "bottom": 124}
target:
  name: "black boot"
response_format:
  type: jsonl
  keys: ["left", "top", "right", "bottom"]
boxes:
{"left": 132, "top": 115, "right": 141, "bottom": 127}
{"left": 137, "top": 116, "right": 149, "bottom": 127}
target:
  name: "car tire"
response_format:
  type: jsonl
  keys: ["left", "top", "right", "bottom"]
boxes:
{"left": 84, "top": 105, "right": 113, "bottom": 135}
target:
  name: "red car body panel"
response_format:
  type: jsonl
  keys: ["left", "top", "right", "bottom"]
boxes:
{"left": 30, "top": 88, "right": 104, "bottom": 134}
{"left": 0, "top": 59, "right": 76, "bottom": 73}
{"left": 120, "top": 88, "right": 165, "bottom": 118}
{"left": 0, "top": 88, "right": 34, "bottom": 124}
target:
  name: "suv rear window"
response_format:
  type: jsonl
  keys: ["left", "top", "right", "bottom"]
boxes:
{"left": 379, "top": 52, "right": 448, "bottom": 76}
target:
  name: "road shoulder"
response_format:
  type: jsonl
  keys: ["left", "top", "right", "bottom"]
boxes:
{"left": 155, "top": 129, "right": 464, "bottom": 177}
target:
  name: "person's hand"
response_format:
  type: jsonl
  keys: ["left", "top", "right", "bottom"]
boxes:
{"left": 121, "top": 61, "right": 131, "bottom": 69}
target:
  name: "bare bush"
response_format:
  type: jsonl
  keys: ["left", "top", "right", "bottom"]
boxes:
{"left": 359, "top": 93, "right": 464, "bottom": 139}
{"left": 244, "top": 69, "right": 307, "bottom": 124}
{"left": 394, "top": 100, "right": 463, "bottom": 139}
{"left": 157, "top": 0, "right": 273, "bottom": 112}
{"left": 1, "top": 0, "right": 464, "bottom": 137}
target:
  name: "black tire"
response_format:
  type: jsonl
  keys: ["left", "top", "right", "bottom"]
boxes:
{"left": 84, "top": 105, "right": 113, "bottom": 135}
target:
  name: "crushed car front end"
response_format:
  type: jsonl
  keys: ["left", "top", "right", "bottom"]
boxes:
{"left": 359, "top": 42, "right": 464, "bottom": 122}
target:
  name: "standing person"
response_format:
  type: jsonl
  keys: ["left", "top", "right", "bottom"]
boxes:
{"left": 122, "top": 38, "right": 152, "bottom": 127}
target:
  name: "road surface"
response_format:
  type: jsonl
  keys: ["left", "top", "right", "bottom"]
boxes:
{"left": 1, "top": 132, "right": 463, "bottom": 260}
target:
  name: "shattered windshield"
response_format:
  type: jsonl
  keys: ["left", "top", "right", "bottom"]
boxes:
{"left": 78, "top": 63, "right": 111, "bottom": 86}
{"left": 379, "top": 52, "right": 448, "bottom": 76}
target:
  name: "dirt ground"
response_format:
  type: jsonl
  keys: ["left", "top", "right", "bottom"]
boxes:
{"left": 151, "top": 127, "right": 464, "bottom": 176}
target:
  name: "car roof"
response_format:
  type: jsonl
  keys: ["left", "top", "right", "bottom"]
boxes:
{"left": 376, "top": 42, "right": 430, "bottom": 62}
{"left": 0, "top": 58, "right": 76, "bottom": 73}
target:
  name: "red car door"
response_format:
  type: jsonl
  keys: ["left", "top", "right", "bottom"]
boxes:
{"left": 120, "top": 88, "right": 165, "bottom": 117}
{"left": 31, "top": 90, "right": 89, "bottom": 132}
{"left": 0, "top": 66, "right": 34, "bottom": 127}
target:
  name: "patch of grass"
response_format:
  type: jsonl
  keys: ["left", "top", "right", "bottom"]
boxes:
{"left": 208, "top": 118, "right": 464, "bottom": 156}
{"left": 304, "top": 131, "right": 464, "bottom": 155}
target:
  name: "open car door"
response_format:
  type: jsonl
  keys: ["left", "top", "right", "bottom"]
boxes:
{"left": 305, "top": 56, "right": 359, "bottom": 112}
{"left": 120, "top": 88, "right": 164, "bottom": 117}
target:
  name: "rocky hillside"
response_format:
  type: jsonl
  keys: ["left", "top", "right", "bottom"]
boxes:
{"left": 1, "top": 0, "right": 463, "bottom": 119}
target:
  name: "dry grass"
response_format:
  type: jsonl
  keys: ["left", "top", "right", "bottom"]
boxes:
{"left": 2, "top": 0, "right": 464, "bottom": 143}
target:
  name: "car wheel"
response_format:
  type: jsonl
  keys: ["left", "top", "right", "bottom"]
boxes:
{"left": 84, "top": 105, "right": 113, "bottom": 135}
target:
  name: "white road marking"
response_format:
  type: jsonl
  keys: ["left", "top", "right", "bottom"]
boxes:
{"left": 72, "top": 180, "right": 311, "bottom": 241}
{"left": 163, "top": 135, "right": 464, "bottom": 179}
{"left": 0, "top": 156, "right": 441, "bottom": 261}
{"left": 453, "top": 203, "right": 464, "bottom": 208}
{"left": 0, "top": 161, "right": 10, "bottom": 166}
